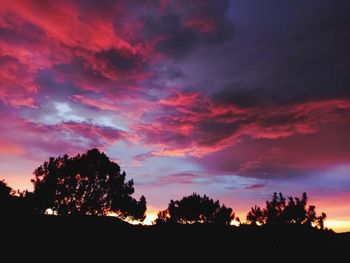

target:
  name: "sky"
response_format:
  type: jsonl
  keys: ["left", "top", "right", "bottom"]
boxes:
{"left": 0, "top": 0, "right": 350, "bottom": 231}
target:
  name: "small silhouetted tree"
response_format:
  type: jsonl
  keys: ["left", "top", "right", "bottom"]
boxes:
{"left": 214, "top": 204, "right": 234, "bottom": 225}
{"left": 305, "top": 204, "right": 326, "bottom": 228}
{"left": 31, "top": 148, "right": 146, "bottom": 221}
{"left": 266, "top": 192, "right": 286, "bottom": 224}
{"left": 316, "top": 212, "right": 327, "bottom": 229}
{"left": 246, "top": 192, "right": 326, "bottom": 229}
{"left": 154, "top": 209, "right": 170, "bottom": 224}
{"left": 156, "top": 193, "right": 234, "bottom": 225}
{"left": 247, "top": 205, "right": 265, "bottom": 225}
{"left": 284, "top": 192, "right": 308, "bottom": 224}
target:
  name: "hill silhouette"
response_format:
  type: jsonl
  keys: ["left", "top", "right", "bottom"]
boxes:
{"left": 1, "top": 215, "right": 349, "bottom": 260}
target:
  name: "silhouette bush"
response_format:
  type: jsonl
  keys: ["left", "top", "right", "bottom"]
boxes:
{"left": 0, "top": 180, "right": 37, "bottom": 216}
{"left": 246, "top": 205, "right": 265, "bottom": 225}
{"left": 31, "top": 148, "right": 146, "bottom": 221}
{"left": 0, "top": 180, "right": 12, "bottom": 215}
{"left": 0, "top": 179, "right": 12, "bottom": 199}
{"left": 246, "top": 192, "right": 326, "bottom": 229}
{"left": 155, "top": 193, "right": 235, "bottom": 225}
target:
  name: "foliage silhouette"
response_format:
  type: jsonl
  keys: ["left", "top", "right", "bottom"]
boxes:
{"left": 246, "top": 205, "right": 265, "bottom": 225}
{"left": 246, "top": 192, "right": 326, "bottom": 229}
{"left": 0, "top": 180, "right": 12, "bottom": 215}
{"left": 31, "top": 148, "right": 146, "bottom": 221}
{"left": 0, "top": 179, "right": 37, "bottom": 216}
{"left": 155, "top": 193, "right": 234, "bottom": 225}
{"left": 0, "top": 179, "right": 12, "bottom": 199}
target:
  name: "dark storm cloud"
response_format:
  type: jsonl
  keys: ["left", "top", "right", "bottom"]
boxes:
{"left": 207, "top": 0, "right": 350, "bottom": 107}
{"left": 154, "top": 18, "right": 234, "bottom": 58}
{"left": 96, "top": 48, "right": 143, "bottom": 71}
{"left": 51, "top": 58, "right": 148, "bottom": 98}
{"left": 140, "top": 0, "right": 234, "bottom": 59}
{"left": 142, "top": 12, "right": 181, "bottom": 38}
{"left": 0, "top": 14, "right": 44, "bottom": 45}
{"left": 212, "top": 84, "right": 275, "bottom": 108}
{"left": 164, "top": 66, "right": 185, "bottom": 80}
{"left": 156, "top": 29, "right": 199, "bottom": 58}
{"left": 35, "top": 70, "right": 78, "bottom": 99}
{"left": 198, "top": 121, "right": 350, "bottom": 179}
{"left": 73, "top": 0, "right": 118, "bottom": 16}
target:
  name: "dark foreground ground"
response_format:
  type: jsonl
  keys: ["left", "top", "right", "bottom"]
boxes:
{"left": 2, "top": 216, "right": 349, "bottom": 260}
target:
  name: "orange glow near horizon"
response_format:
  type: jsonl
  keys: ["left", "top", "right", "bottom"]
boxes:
{"left": 143, "top": 210, "right": 158, "bottom": 225}
{"left": 235, "top": 210, "right": 350, "bottom": 233}
{"left": 1, "top": 173, "right": 349, "bottom": 233}
{"left": 1, "top": 173, "right": 349, "bottom": 232}
{"left": 324, "top": 220, "right": 350, "bottom": 233}
{"left": 139, "top": 210, "right": 350, "bottom": 232}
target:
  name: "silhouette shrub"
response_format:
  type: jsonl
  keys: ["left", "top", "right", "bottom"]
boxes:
{"left": 156, "top": 193, "right": 234, "bottom": 225}
{"left": 246, "top": 192, "right": 326, "bottom": 229}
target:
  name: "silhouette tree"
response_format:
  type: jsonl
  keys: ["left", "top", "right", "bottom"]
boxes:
{"left": 284, "top": 192, "right": 308, "bottom": 224}
{"left": 316, "top": 212, "right": 327, "bottom": 229}
{"left": 246, "top": 192, "right": 326, "bottom": 229}
{"left": 246, "top": 205, "right": 265, "bottom": 225}
{"left": 214, "top": 204, "right": 235, "bottom": 225}
{"left": 154, "top": 210, "right": 170, "bottom": 224}
{"left": 304, "top": 204, "right": 326, "bottom": 229}
{"left": 265, "top": 192, "right": 286, "bottom": 224}
{"left": 31, "top": 148, "right": 146, "bottom": 221}
{"left": 156, "top": 193, "right": 234, "bottom": 225}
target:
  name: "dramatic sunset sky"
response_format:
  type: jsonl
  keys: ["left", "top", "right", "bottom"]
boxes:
{"left": 0, "top": 0, "right": 350, "bottom": 231}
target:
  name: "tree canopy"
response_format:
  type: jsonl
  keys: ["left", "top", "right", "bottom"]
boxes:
{"left": 246, "top": 192, "right": 326, "bottom": 229}
{"left": 31, "top": 148, "right": 146, "bottom": 221}
{"left": 155, "top": 193, "right": 235, "bottom": 225}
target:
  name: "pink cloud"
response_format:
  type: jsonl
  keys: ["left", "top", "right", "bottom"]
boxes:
{"left": 0, "top": 0, "right": 233, "bottom": 112}
{"left": 199, "top": 121, "right": 350, "bottom": 178}
{"left": 155, "top": 172, "right": 200, "bottom": 186}
{"left": 0, "top": 0, "right": 155, "bottom": 104}
{"left": 0, "top": 55, "right": 38, "bottom": 107}
{"left": 72, "top": 88, "right": 350, "bottom": 164}
{"left": 73, "top": 94, "right": 153, "bottom": 121}
{"left": 132, "top": 91, "right": 350, "bottom": 158}
{"left": 0, "top": 139, "right": 24, "bottom": 155}
{"left": 0, "top": 1, "right": 136, "bottom": 53}
{"left": 159, "top": 91, "right": 201, "bottom": 107}
{"left": 0, "top": 111, "right": 125, "bottom": 160}
{"left": 244, "top": 184, "right": 265, "bottom": 190}
{"left": 0, "top": 11, "right": 67, "bottom": 70}
{"left": 56, "top": 121, "right": 126, "bottom": 146}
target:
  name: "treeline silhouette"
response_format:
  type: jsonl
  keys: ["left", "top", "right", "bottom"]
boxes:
{"left": 0, "top": 148, "right": 327, "bottom": 228}
{"left": 1, "top": 148, "right": 349, "bottom": 258}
